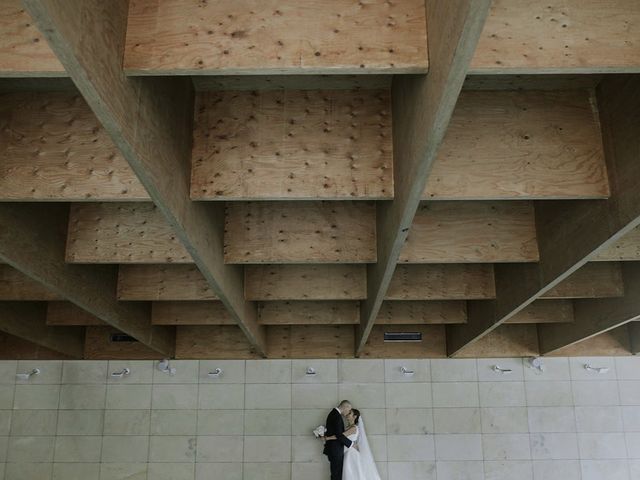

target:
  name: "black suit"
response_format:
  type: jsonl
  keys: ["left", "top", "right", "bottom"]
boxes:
{"left": 323, "top": 409, "right": 352, "bottom": 480}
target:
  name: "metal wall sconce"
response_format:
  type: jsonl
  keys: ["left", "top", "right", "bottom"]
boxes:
{"left": 16, "top": 368, "right": 40, "bottom": 380}
{"left": 584, "top": 363, "right": 609, "bottom": 374}
{"left": 305, "top": 367, "right": 317, "bottom": 376}
{"left": 207, "top": 368, "right": 223, "bottom": 378}
{"left": 111, "top": 368, "right": 131, "bottom": 378}
{"left": 492, "top": 365, "right": 513, "bottom": 374}
{"left": 157, "top": 359, "right": 176, "bottom": 376}
{"left": 400, "top": 366, "right": 415, "bottom": 376}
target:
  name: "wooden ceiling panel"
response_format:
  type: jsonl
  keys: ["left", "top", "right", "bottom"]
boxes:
{"left": 0, "top": 263, "right": 62, "bottom": 300}
{"left": 46, "top": 301, "right": 105, "bottom": 326}
{"left": 258, "top": 301, "right": 359, "bottom": 325}
{"left": 470, "top": 0, "right": 640, "bottom": 74}
{"left": 191, "top": 89, "right": 392, "bottom": 200}
{"left": 386, "top": 264, "right": 495, "bottom": 300}
{"left": 123, "top": 0, "right": 428, "bottom": 75}
{"left": 400, "top": 201, "right": 539, "bottom": 263}
{"left": 66, "top": 203, "right": 192, "bottom": 263}
{"left": 118, "top": 265, "right": 217, "bottom": 301}
{"left": 267, "top": 325, "right": 355, "bottom": 358}
{"left": 0, "top": 92, "right": 147, "bottom": 201}
{"left": 505, "top": 300, "right": 574, "bottom": 324}
{"left": 192, "top": 75, "right": 392, "bottom": 92}
{"left": 176, "top": 325, "right": 260, "bottom": 359}
{"left": 594, "top": 226, "right": 640, "bottom": 261}
{"left": 224, "top": 201, "right": 376, "bottom": 263}
{"left": 0, "top": 0, "right": 65, "bottom": 76}
{"left": 424, "top": 90, "right": 608, "bottom": 200}
{"left": 245, "top": 265, "right": 366, "bottom": 301}
{"left": 453, "top": 324, "right": 539, "bottom": 358}
{"left": 543, "top": 262, "right": 624, "bottom": 299}
{"left": 152, "top": 301, "right": 234, "bottom": 326}
{"left": 84, "top": 326, "right": 161, "bottom": 360}
{"left": 360, "top": 325, "right": 447, "bottom": 358}
{"left": 376, "top": 301, "right": 467, "bottom": 325}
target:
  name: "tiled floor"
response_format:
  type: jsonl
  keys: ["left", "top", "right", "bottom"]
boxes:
{"left": 0, "top": 357, "right": 638, "bottom": 479}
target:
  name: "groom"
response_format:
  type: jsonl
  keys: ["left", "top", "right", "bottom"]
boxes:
{"left": 323, "top": 400, "right": 353, "bottom": 480}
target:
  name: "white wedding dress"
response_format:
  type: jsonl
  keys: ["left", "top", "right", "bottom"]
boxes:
{"left": 342, "top": 419, "right": 381, "bottom": 480}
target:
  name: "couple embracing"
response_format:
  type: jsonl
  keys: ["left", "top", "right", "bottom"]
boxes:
{"left": 321, "top": 400, "right": 380, "bottom": 480}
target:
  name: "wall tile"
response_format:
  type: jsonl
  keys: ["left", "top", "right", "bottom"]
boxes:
{"left": 569, "top": 357, "right": 617, "bottom": 381}
{"left": 101, "top": 436, "right": 149, "bottom": 462}
{"left": 195, "top": 462, "right": 242, "bottom": 480}
{"left": 292, "top": 408, "right": 328, "bottom": 436}
{"left": 479, "top": 382, "right": 526, "bottom": 407}
{"left": 339, "top": 359, "right": 384, "bottom": 383}
{"left": 105, "top": 384, "right": 152, "bottom": 410}
{"left": 13, "top": 384, "right": 60, "bottom": 410}
{"left": 623, "top": 406, "right": 640, "bottom": 431}
{"left": 580, "top": 459, "right": 630, "bottom": 480}
{"left": 196, "top": 436, "right": 243, "bottom": 462}
{"left": 338, "top": 384, "right": 386, "bottom": 409}
{"left": 575, "top": 406, "right": 623, "bottom": 432}
{"left": 292, "top": 384, "right": 337, "bottom": 409}
{"left": 103, "top": 410, "right": 150, "bottom": 435}
{"left": 388, "top": 461, "right": 436, "bottom": 480}
{"left": 483, "top": 434, "right": 531, "bottom": 460}
{"left": 148, "top": 436, "right": 197, "bottom": 463}
{"left": 53, "top": 435, "right": 102, "bottom": 462}
{"left": 197, "top": 409, "right": 244, "bottom": 435}
{"left": 386, "top": 383, "right": 431, "bottom": 408}
{"left": 532, "top": 460, "right": 581, "bottom": 480}
{"left": 246, "top": 360, "right": 291, "bottom": 384}
{"left": 616, "top": 357, "right": 640, "bottom": 380}
{"left": 152, "top": 360, "right": 199, "bottom": 384}
{"left": 477, "top": 358, "right": 525, "bottom": 382}
{"left": 530, "top": 433, "right": 579, "bottom": 460}
{"left": 10, "top": 410, "right": 57, "bottom": 435}
{"left": 0, "top": 361, "right": 17, "bottom": 383}
{"left": 147, "top": 462, "right": 194, "bottom": 480}
{"left": 619, "top": 381, "right": 640, "bottom": 406}
{"left": 16, "top": 360, "right": 61, "bottom": 384}
{"left": 152, "top": 384, "right": 198, "bottom": 409}
{"left": 199, "top": 384, "right": 244, "bottom": 409}
{"left": 61, "top": 361, "right": 107, "bottom": 384}
{"left": 150, "top": 410, "right": 197, "bottom": 435}
{"left": 384, "top": 359, "right": 430, "bottom": 383}
{"left": 433, "top": 408, "right": 480, "bottom": 434}
{"left": 359, "top": 408, "right": 386, "bottom": 434}
{"left": 292, "top": 360, "right": 337, "bottom": 384}
{"left": 0, "top": 385, "right": 14, "bottom": 409}
{"left": 431, "top": 359, "right": 477, "bottom": 382}
{"left": 246, "top": 384, "right": 291, "bottom": 409}
{"left": 484, "top": 460, "right": 533, "bottom": 480}
{"left": 433, "top": 382, "right": 478, "bottom": 408}
{"left": 57, "top": 410, "right": 104, "bottom": 436}
{"left": 107, "top": 361, "right": 153, "bottom": 384}
{"left": 7, "top": 436, "right": 55, "bottom": 462}
{"left": 435, "top": 434, "right": 483, "bottom": 460}
{"left": 99, "top": 463, "right": 147, "bottom": 480}
{"left": 0, "top": 410, "right": 10, "bottom": 436}
{"left": 244, "top": 462, "right": 292, "bottom": 480}
{"left": 199, "top": 360, "right": 245, "bottom": 384}
{"left": 387, "top": 434, "right": 434, "bottom": 461}
{"left": 291, "top": 435, "right": 323, "bottom": 463}
{"left": 572, "top": 381, "right": 620, "bottom": 406}
{"left": 626, "top": 432, "right": 640, "bottom": 458}
{"left": 59, "top": 385, "right": 105, "bottom": 410}
{"left": 0, "top": 436, "right": 6, "bottom": 462}
{"left": 525, "top": 382, "right": 573, "bottom": 407}
{"left": 527, "top": 407, "right": 576, "bottom": 433}
{"left": 481, "top": 407, "right": 529, "bottom": 434}
{"left": 291, "top": 462, "right": 330, "bottom": 480}
{"left": 578, "top": 432, "right": 627, "bottom": 459}
{"left": 52, "top": 463, "right": 100, "bottom": 480}
{"left": 5, "top": 462, "right": 52, "bottom": 480}
{"left": 369, "top": 434, "right": 388, "bottom": 461}
{"left": 523, "top": 358, "right": 570, "bottom": 382}
{"left": 244, "top": 409, "right": 292, "bottom": 435}
{"left": 244, "top": 435, "right": 291, "bottom": 462}
{"left": 436, "top": 460, "right": 484, "bottom": 480}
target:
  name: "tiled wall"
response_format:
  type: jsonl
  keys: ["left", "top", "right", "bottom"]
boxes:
{"left": 0, "top": 357, "right": 639, "bottom": 480}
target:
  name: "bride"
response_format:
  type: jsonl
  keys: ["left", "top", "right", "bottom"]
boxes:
{"left": 324, "top": 409, "right": 381, "bottom": 480}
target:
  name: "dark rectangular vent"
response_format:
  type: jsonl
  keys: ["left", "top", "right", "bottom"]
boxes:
{"left": 110, "top": 333, "right": 138, "bottom": 343}
{"left": 383, "top": 332, "right": 422, "bottom": 342}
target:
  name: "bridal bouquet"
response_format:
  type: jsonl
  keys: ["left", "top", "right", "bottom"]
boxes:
{"left": 312, "top": 425, "right": 327, "bottom": 438}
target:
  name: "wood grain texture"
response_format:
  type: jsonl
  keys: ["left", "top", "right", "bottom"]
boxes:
{"left": 46, "top": 301, "right": 105, "bottom": 326}
{"left": 117, "top": 265, "right": 217, "bottom": 301}
{"left": 463, "top": 74, "right": 604, "bottom": 91}
{"left": 66, "top": 203, "right": 192, "bottom": 263}
{"left": 376, "top": 301, "right": 467, "bottom": 324}
{"left": 400, "top": 201, "right": 539, "bottom": 263}
{"left": 84, "top": 326, "right": 161, "bottom": 359}
{"left": 0, "top": 264, "right": 62, "bottom": 300}
{"left": 258, "top": 301, "right": 359, "bottom": 325}
{"left": 454, "top": 325, "right": 539, "bottom": 358}
{"left": 0, "top": 301, "right": 84, "bottom": 357}
{"left": 386, "top": 264, "right": 495, "bottom": 300}
{"left": 505, "top": 300, "right": 574, "bottom": 324}
{"left": 357, "top": 0, "right": 492, "bottom": 353}
{"left": 543, "top": 262, "right": 624, "bottom": 298}
{"left": 424, "top": 90, "right": 608, "bottom": 200}
{"left": 548, "top": 327, "right": 631, "bottom": 357}
{"left": 24, "top": 0, "right": 266, "bottom": 355}
{"left": 360, "top": 325, "right": 447, "bottom": 358}
{"left": 224, "top": 201, "right": 376, "bottom": 263}
{"left": 470, "top": 0, "right": 640, "bottom": 74}
{"left": 629, "top": 322, "right": 640, "bottom": 354}
{"left": 0, "top": 0, "right": 65, "bottom": 76}
{"left": 267, "top": 325, "right": 355, "bottom": 358}
{"left": 191, "top": 89, "right": 392, "bottom": 200}
{"left": 124, "top": 0, "right": 428, "bottom": 74}
{"left": 193, "top": 75, "right": 391, "bottom": 92}
{"left": 176, "top": 325, "right": 259, "bottom": 359}
{"left": 244, "top": 265, "right": 366, "bottom": 301}
{"left": 0, "top": 92, "right": 147, "bottom": 201}
{"left": 594, "top": 226, "right": 640, "bottom": 261}
{"left": 0, "top": 331, "right": 73, "bottom": 360}
{"left": 0, "top": 203, "right": 172, "bottom": 355}
{"left": 152, "top": 301, "right": 234, "bottom": 325}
